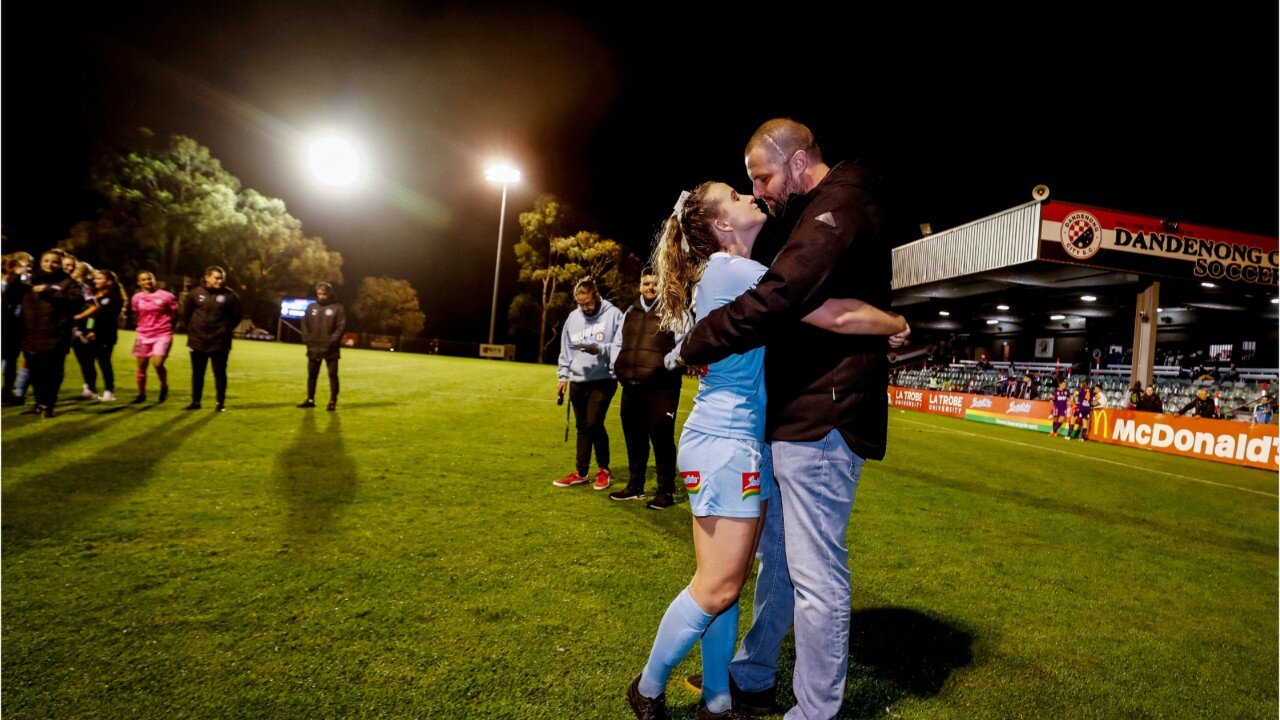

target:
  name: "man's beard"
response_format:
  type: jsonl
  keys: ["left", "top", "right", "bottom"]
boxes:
{"left": 764, "top": 172, "right": 807, "bottom": 216}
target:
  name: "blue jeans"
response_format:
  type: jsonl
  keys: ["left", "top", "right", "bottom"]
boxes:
{"left": 730, "top": 429, "right": 864, "bottom": 720}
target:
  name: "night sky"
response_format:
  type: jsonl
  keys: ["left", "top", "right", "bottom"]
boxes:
{"left": 5, "top": 1, "right": 1277, "bottom": 341}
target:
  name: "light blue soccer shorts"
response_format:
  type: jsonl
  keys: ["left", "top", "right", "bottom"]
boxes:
{"left": 677, "top": 427, "right": 774, "bottom": 519}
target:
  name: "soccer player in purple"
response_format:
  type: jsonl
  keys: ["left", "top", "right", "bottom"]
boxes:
{"left": 1050, "top": 378, "right": 1070, "bottom": 438}
{"left": 1071, "top": 381, "right": 1093, "bottom": 440}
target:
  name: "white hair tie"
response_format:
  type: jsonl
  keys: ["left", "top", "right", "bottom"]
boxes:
{"left": 672, "top": 190, "right": 691, "bottom": 218}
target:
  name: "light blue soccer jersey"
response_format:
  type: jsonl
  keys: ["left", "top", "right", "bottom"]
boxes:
{"left": 682, "top": 253, "right": 767, "bottom": 441}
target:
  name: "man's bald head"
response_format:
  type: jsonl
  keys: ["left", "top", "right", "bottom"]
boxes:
{"left": 745, "top": 118, "right": 823, "bottom": 165}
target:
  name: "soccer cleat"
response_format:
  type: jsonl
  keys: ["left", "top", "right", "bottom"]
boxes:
{"left": 626, "top": 674, "right": 669, "bottom": 720}
{"left": 158, "top": 385, "right": 169, "bottom": 403}
{"left": 646, "top": 492, "right": 674, "bottom": 510}
{"left": 552, "top": 472, "right": 589, "bottom": 488}
{"left": 593, "top": 468, "right": 612, "bottom": 491}
{"left": 684, "top": 675, "right": 780, "bottom": 717}
{"left": 610, "top": 487, "right": 646, "bottom": 501}
{"left": 184, "top": 402, "right": 202, "bottom": 411}
{"left": 99, "top": 391, "right": 116, "bottom": 402}
{"left": 297, "top": 399, "right": 316, "bottom": 408}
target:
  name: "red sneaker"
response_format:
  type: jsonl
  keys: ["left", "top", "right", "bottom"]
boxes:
{"left": 593, "top": 468, "right": 612, "bottom": 491}
{"left": 552, "top": 472, "right": 589, "bottom": 488}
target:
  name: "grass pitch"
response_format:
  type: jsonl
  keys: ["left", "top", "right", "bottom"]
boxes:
{"left": 3, "top": 333, "right": 1276, "bottom": 719}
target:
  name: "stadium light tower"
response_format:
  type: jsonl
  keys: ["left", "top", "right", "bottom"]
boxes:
{"left": 485, "top": 162, "right": 521, "bottom": 345}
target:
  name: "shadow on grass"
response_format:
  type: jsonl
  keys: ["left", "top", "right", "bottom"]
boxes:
{"left": 3, "top": 402, "right": 173, "bottom": 469}
{"left": 903, "top": 466, "right": 1273, "bottom": 556}
{"left": 838, "top": 607, "right": 974, "bottom": 717}
{"left": 272, "top": 412, "right": 359, "bottom": 546}
{"left": 2, "top": 413, "right": 218, "bottom": 552}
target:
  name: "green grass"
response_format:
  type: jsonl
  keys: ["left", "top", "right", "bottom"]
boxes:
{"left": 3, "top": 332, "right": 1276, "bottom": 719}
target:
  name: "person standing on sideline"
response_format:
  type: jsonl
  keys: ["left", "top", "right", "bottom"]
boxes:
{"left": 130, "top": 271, "right": 178, "bottom": 403}
{"left": 553, "top": 277, "right": 624, "bottom": 491}
{"left": 10, "top": 250, "right": 83, "bottom": 418}
{"left": 678, "top": 118, "right": 898, "bottom": 720}
{"left": 2, "top": 252, "right": 34, "bottom": 405}
{"left": 183, "top": 266, "right": 241, "bottom": 412}
{"left": 297, "top": 282, "right": 345, "bottom": 411}
{"left": 74, "top": 269, "right": 128, "bottom": 402}
{"left": 607, "top": 267, "right": 685, "bottom": 509}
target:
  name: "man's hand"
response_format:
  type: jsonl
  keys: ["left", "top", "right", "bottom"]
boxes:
{"left": 557, "top": 380, "right": 568, "bottom": 397}
{"left": 579, "top": 344, "right": 600, "bottom": 356}
{"left": 888, "top": 321, "right": 911, "bottom": 349}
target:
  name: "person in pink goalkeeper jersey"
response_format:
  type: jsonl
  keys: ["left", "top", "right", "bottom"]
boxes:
{"left": 130, "top": 271, "right": 178, "bottom": 403}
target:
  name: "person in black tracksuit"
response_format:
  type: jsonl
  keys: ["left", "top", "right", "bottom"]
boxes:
{"left": 2, "top": 252, "right": 34, "bottom": 405}
{"left": 297, "top": 282, "right": 346, "bottom": 411}
{"left": 183, "top": 266, "right": 242, "bottom": 412}
{"left": 8, "top": 250, "right": 84, "bottom": 417}
{"left": 607, "top": 269, "right": 684, "bottom": 509}
{"left": 72, "top": 269, "right": 128, "bottom": 402}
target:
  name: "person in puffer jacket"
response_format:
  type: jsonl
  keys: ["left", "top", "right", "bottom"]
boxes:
{"left": 553, "top": 277, "right": 624, "bottom": 491}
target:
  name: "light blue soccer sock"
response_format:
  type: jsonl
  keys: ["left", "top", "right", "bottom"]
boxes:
{"left": 639, "top": 588, "right": 714, "bottom": 698}
{"left": 700, "top": 601, "right": 740, "bottom": 714}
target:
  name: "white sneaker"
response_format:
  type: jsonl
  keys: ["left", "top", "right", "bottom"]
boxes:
{"left": 81, "top": 385, "right": 96, "bottom": 398}
{"left": 99, "top": 391, "right": 116, "bottom": 402}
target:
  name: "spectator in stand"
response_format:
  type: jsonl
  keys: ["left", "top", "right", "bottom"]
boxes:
{"left": 976, "top": 353, "right": 993, "bottom": 370}
{"left": 1253, "top": 396, "right": 1273, "bottom": 426}
{"left": 1018, "top": 373, "right": 1034, "bottom": 399}
{"left": 1136, "top": 385, "right": 1163, "bottom": 413}
{"left": 1127, "top": 381, "right": 1143, "bottom": 409}
{"left": 1092, "top": 384, "right": 1108, "bottom": 409}
{"left": 1178, "top": 387, "right": 1219, "bottom": 418}
{"left": 1220, "top": 363, "right": 1241, "bottom": 383}
{"left": 996, "top": 370, "right": 1010, "bottom": 397}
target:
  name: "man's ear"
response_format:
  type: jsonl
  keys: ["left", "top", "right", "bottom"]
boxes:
{"left": 790, "top": 149, "right": 809, "bottom": 176}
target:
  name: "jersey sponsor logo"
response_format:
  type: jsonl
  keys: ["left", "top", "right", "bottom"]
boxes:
{"left": 681, "top": 471, "right": 702, "bottom": 494}
{"left": 741, "top": 472, "right": 761, "bottom": 500}
{"left": 1060, "top": 211, "right": 1103, "bottom": 259}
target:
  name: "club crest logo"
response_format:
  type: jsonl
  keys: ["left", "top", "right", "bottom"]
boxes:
{"left": 681, "top": 471, "right": 702, "bottom": 494}
{"left": 324, "top": 308, "right": 334, "bottom": 316}
{"left": 741, "top": 472, "right": 761, "bottom": 500}
{"left": 215, "top": 294, "right": 226, "bottom": 303}
{"left": 1059, "top": 211, "right": 1103, "bottom": 259}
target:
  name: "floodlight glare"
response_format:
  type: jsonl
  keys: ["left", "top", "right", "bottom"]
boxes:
{"left": 986, "top": 319, "right": 999, "bottom": 325}
{"left": 485, "top": 163, "right": 522, "bottom": 184}
{"left": 1080, "top": 295, "right": 1097, "bottom": 302}
{"left": 1050, "top": 314, "right": 1066, "bottom": 320}
{"left": 938, "top": 310, "right": 950, "bottom": 316}
{"left": 996, "top": 304, "right": 1009, "bottom": 310}
{"left": 308, "top": 136, "right": 363, "bottom": 187}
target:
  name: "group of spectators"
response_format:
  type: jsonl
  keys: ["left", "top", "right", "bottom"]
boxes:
{"left": 2, "top": 252, "right": 345, "bottom": 417}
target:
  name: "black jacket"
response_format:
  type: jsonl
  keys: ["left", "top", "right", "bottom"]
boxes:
{"left": 681, "top": 162, "right": 892, "bottom": 460}
{"left": 614, "top": 300, "right": 681, "bottom": 388}
{"left": 1178, "top": 395, "right": 1219, "bottom": 418}
{"left": 184, "top": 285, "right": 242, "bottom": 353}
{"left": 300, "top": 299, "right": 346, "bottom": 360}
{"left": 11, "top": 270, "right": 83, "bottom": 354}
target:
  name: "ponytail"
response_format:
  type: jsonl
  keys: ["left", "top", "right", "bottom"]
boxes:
{"left": 652, "top": 182, "right": 720, "bottom": 333}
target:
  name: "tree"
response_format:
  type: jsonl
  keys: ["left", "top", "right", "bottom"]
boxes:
{"left": 86, "top": 128, "right": 242, "bottom": 277}
{"left": 65, "top": 129, "right": 344, "bottom": 326}
{"left": 353, "top": 277, "right": 425, "bottom": 337}
{"left": 508, "top": 194, "right": 639, "bottom": 363}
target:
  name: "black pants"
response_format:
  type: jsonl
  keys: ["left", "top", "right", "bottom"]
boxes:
{"left": 307, "top": 357, "right": 339, "bottom": 400}
{"left": 24, "top": 349, "right": 67, "bottom": 409}
{"left": 569, "top": 378, "right": 617, "bottom": 476}
{"left": 620, "top": 381, "right": 680, "bottom": 494}
{"left": 72, "top": 341, "right": 116, "bottom": 392}
{"left": 190, "top": 348, "right": 230, "bottom": 404}
{"left": 3, "top": 343, "right": 20, "bottom": 397}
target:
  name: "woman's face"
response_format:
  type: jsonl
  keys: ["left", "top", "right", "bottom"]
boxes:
{"left": 61, "top": 256, "right": 77, "bottom": 274}
{"left": 708, "top": 183, "right": 766, "bottom": 234}
{"left": 137, "top": 273, "right": 156, "bottom": 292}
{"left": 41, "top": 254, "right": 62, "bottom": 273}
{"left": 93, "top": 272, "right": 112, "bottom": 291}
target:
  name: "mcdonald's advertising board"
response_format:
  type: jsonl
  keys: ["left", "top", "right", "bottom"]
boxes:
{"left": 1088, "top": 408, "right": 1279, "bottom": 471}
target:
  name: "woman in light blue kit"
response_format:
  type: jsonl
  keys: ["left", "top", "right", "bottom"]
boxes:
{"left": 626, "top": 183, "right": 908, "bottom": 720}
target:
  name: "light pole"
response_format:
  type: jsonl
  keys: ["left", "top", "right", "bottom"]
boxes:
{"left": 484, "top": 162, "right": 521, "bottom": 346}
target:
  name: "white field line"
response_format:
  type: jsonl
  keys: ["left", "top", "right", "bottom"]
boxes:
{"left": 895, "top": 416, "right": 1278, "bottom": 499}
